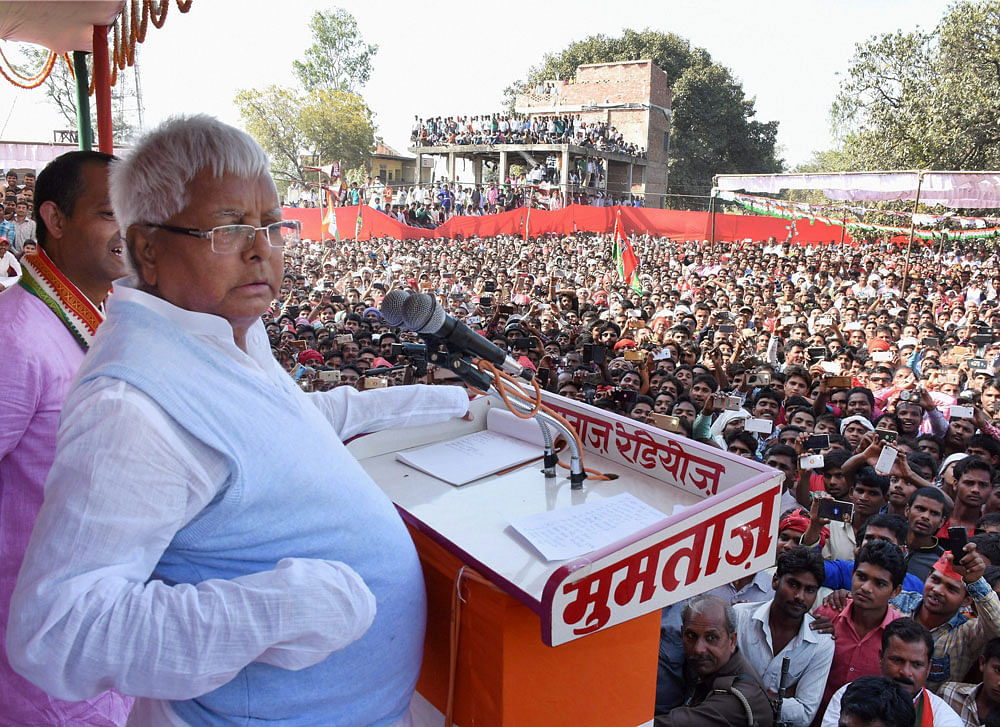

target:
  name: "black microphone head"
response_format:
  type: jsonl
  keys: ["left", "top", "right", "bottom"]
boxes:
{"left": 402, "top": 293, "right": 444, "bottom": 333}
{"left": 380, "top": 290, "right": 411, "bottom": 327}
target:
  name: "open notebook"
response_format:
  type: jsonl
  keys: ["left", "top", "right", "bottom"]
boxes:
{"left": 395, "top": 407, "right": 548, "bottom": 486}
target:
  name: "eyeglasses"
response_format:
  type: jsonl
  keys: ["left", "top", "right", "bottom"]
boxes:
{"left": 144, "top": 219, "right": 301, "bottom": 254}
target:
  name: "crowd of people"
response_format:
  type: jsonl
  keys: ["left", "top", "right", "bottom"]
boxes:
{"left": 286, "top": 176, "right": 642, "bottom": 227}
{"left": 6, "top": 126, "right": 1000, "bottom": 726}
{"left": 410, "top": 113, "right": 647, "bottom": 158}
{"left": 265, "top": 229, "right": 1000, "bottom": 724}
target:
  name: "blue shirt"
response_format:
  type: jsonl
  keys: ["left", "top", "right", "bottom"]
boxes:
{"left": 824, "top": 559, "right": 924, "bottom": 593}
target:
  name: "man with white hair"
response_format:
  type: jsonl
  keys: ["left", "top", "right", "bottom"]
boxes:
{"left": 7, "top": 116, "right": 470, "bottom": 726}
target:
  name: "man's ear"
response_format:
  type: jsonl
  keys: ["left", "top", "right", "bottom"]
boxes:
{"left": 128, "top": 224, "right": 157, "bottom": 287}
{"left": 38, "top": 200, "right": 65, "bottom": 241}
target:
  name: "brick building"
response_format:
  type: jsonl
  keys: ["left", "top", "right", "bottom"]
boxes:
{"left": 409, "top": 59, "right": 671, "bottom": 207}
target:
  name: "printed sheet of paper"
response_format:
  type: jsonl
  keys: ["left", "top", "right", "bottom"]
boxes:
{"left": 507, "top": 492, "right": 667, "bottom": 561}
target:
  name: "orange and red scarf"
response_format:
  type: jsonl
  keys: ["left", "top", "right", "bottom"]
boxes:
{"left": 18, "top": 248, "right": 103, "bottom": 350}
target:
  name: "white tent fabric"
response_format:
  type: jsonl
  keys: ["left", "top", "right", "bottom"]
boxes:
{"left": 715, "top": 171, "right": 1000, "bottom": 209}
{"left": 1, "top": 142, "right": 80, "bottom": 170}
{"left": 0, "top": 1, "right": 123, "bottom": 53}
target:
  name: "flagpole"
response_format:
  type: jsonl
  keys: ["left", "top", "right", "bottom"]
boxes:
{"left": 318, "top": 161, "right": 325, "bottom": 245}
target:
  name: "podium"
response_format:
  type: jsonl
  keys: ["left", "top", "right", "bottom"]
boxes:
{"left": 347, "top": 392, "right": 783, "bottom": 726}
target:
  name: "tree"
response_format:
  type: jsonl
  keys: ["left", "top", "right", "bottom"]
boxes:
{"left": 829, "top": 0, "right": 1000, "bottom": 170}
{"left": 292, "top": 8, "right": 378, "bottom": 93}
{"left": 15, "top": 45, "right": 141, "bottom": 143}
{"left": 504, "top": 28, "right": 782, "bottom": 205}
{"left": 234, "top": 84, "right": 376, "bottom": 185}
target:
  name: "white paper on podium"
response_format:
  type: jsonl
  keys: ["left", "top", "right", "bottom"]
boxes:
{"left": 507, "top": 492, "right": 667, "bottom": 562}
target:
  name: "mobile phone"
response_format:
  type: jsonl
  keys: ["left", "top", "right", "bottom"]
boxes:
{"left": 714, "top": 394, "right": 741, "bottom": 411}
{"left": 484, "top": 280, "right": 496, "bottom": 292}
{"left": 583, "top": 343, "right": 606, "bottom": 366}
{"left": 514, "top": 337, "right": 537, "bottom": 349}
{"left": 624, "top": 350, "right": 646, "bottom": 362}
{"left": 290, "top": 339, "right": 308, "bottom": 351}
{"left": 649, "top": 413, "right": 683, "bottom": 434}
{"left": 973, "top": 334, "right": 993, "bottom": 346}
{"left": 362, "top": 376, "right": 388, "bottom": 389}
{"left": 950, "top": 405, "right": 974, "bottom": 419}
{"left": 825, "top": 375, "right": 852, "bottom": 388}
{"left": 871, "top": 351, "right": 894, "bottom": 363}
{"left": 970, "top": 358, "right": 989, "bottom": 370}
{"left": 921, "top": 336, "right": 940, "bottom": 348}
{"left": 747, "top": 372, "right": 771, "bottom": 387}
{"left": 612, "top": 388, "right": 638, "bottom": 406}
{"left": 875, "top": 428, "right": 898, "bottom": 443}
{"left": 816, "top": 498, "right": 854, "bottom": 522}
{"left": 899, "top": 388, "right": 920, "bottom": 402}
{"left": 318, "top": 370, "right": 341, "bottom": 383}
{"left": 330, "top": 295, "right": 345, "bottom": 304}
{"left": 953, "top": 347, "right": 972, "bottom": 358}
{"left": 807, "top": 347, "right": 827, "bottom": 362}
{"left": 745, "top": 417, "right": 774, "bottom": 435}
{"left": 804, "top": 434, "right": 830, "bottom": 451}
{"left": 799, "top": 453, "right": 825, "bottom": 470}
{"left": 719, "top": 324, "right": 736, "bottom": 334}
{"left": 948, "top": 526, "right": 969, "bottom": 558}
{"left": 944, "top": 373, "right": 962, "bottom": 385}
{"left": 781, "top": 316, "right": 797, "bottom": 327}
{"left": 816, "top": 316, "right": 832, "bottom": 327}
{"left": 499, "top": 304, "right": 515, "bottom": 315}
{"left": 480, "top": 295, "right": 494, "bottom": 307}
{"left": 627, "top": 309, "right": 642, "bottom": 318}
{"left": 336, "top": 333, "right": 354, "bottom": 345}
{"left": 536, "top": 367, "right": 550, "bottom": 387}
{"left": 875, "top": 445, "right": 898, "bottom": 475}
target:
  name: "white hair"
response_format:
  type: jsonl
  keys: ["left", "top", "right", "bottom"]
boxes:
{"left": 109, "top": 114, "right": 271, "bottom": 235}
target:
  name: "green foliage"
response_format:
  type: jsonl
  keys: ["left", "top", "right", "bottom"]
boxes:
{"left": 830, "top": 0, "right": 1000, "bottom": 171}
{"left": 504, "top": 28, "right": 783, "bottom": 203}
{"left": 235, "top": 85, "right": 376, "bottom": 184}
{"left": 292, "top": 8, "right": 378, "bottom": 93}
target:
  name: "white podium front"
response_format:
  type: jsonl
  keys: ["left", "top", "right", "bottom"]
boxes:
{"left": 348, "top": 392, "right": 783, "bottom": 726}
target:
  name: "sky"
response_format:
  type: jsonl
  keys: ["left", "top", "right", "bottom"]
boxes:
{"left": 1, "top": 0, "right": 951, "bottom": 169}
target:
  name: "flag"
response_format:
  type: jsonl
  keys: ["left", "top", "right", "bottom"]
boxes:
{"left": 612, "top": 211, "right": 642, "bottom": 294}
{"left": 323, "top": 191, "right": 339, "bottom": 239}
{"left": 523, "top": 203, "right": 531, "bottom": 242}
{"left": 355, "top": 205, "right": 363, "bottom": 240}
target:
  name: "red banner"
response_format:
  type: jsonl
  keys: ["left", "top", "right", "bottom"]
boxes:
{"left": 282, "top": 204, "right": 855, "bottom": 245}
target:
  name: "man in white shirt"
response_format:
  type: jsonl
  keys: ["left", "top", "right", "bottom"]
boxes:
{"left": 0, "top": 236, "right": 20, "bottom": 290}
{"left": 734, "top": 546, "right": 834, "bottom": 726}
{"left": 822, "top": 618, "right": 962, "bottom": 727}
{"left": 7, "top": 115, "right": 470, "bottom": 727}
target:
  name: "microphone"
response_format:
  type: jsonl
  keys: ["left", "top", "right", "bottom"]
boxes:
{"left": 400, "top": 293, "right": 524, "bottom": 376}
{"left": 379, "top": 290, "right": 411, "bottom": 327}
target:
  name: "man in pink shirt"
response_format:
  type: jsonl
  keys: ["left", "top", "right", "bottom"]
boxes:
{"left": 814, "top": 539, "right": 906, "bottom": 708}
{"left": 0, "top": 151, "right": 131, "bottom": 725}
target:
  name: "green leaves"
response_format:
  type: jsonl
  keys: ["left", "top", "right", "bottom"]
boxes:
{"left": 234, "top": 85, "right": 375, "bottom": 185}
{"left": 292, "top": 8, "right": 377, "bottom": 93}
{"left": 504, "top": 28, "right": 783, "bottom": 204}
{"left": 235, "top": 7, "right": 378, "bottom": 187}
{"left": 830, "top": 0, "right": 1000, "bottom": 172}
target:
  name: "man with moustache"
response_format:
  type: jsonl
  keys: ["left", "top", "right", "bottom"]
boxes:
{"left": 733, "top": 546, "right": 834, "bottom": 726}
{"left": 656, "top": 594, "right": 773, "bottom": 726}
{"left": 0, "top": 151, "right": 132, "bottom": 724}
{"left": 822, "top": 618, "right": 962, "bottom": 726}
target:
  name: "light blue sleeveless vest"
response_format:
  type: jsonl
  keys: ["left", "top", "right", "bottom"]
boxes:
{"left": 77, "top": 299, "right": 426, "bottom": 726}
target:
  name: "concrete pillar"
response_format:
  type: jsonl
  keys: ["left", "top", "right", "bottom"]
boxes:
{"left": 627, "top": 163, "right": 634, "bottom": 202}
{"left": 473, "top": 157, "right": 483, "bottom": 185}
{"left": 416, "top": 153, "right": 423, "bottom": 184}
{"left": 561, "top": 147, "right": 570, "bottom": 206}
{"left": 448, "top": 152, "right": 456, "bottom": 182}
{"left": 498, "top": 150, "right": 508, "bottom": 184}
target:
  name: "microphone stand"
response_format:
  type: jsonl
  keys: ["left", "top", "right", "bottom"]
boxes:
{"left": 424, "top": 338, "right": 587, "bottom": 489}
